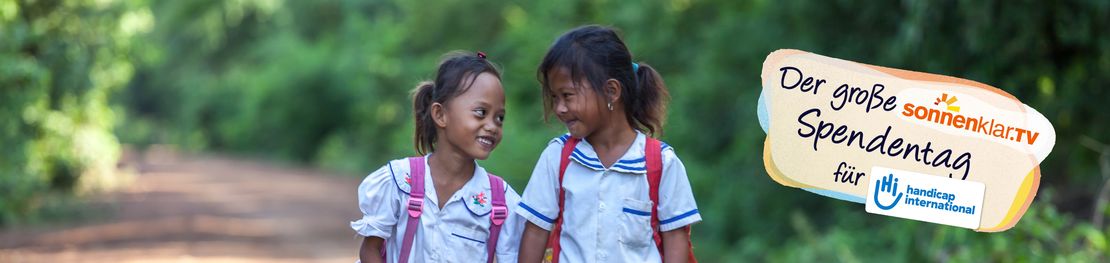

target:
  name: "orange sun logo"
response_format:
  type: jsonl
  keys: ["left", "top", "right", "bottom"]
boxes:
{"left": 934, "top": 93, "right": 960, "bottom": 112}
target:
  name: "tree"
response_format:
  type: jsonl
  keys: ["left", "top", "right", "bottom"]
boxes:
{"left": 0, "top": 0, "right": 144, "bottom": 224}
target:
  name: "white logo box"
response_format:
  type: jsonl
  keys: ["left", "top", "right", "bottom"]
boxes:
{"left": 865, "top": 166, "right": 986, "bottom": 229}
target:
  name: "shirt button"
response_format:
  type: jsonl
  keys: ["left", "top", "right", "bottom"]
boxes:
{"left": 599, "top": 202, "right": 606, "bottom": 209}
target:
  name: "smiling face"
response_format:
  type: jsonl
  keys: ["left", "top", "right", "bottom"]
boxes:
{"left": 434, "top": 72, "right": 505, "bottom": 160}
{"left": 547, "top": 67, "right": 608, "bottom": 139}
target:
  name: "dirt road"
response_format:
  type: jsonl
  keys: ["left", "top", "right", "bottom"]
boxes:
{"left": 0, "top": 148, "right": 365, "bottom": 262}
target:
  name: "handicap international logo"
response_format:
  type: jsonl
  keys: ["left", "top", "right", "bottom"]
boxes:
{"left": 872, "top": 173, "right": 902, "bottom": 210}
{"left": 872, "top": 172, "right": 979, "bottom": 214}
{"left": 865, "top": 166, "right": 985, "bottom": 229}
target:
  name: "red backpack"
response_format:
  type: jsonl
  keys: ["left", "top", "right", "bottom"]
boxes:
{"left": 388, "top": 156, "right": 508, "bottom": 263}
{"left": 544, "top": 137, "right": 696, "bottom": 263}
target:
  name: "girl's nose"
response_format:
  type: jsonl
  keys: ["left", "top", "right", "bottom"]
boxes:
{"left": 483, "top": 118, "right": 500, "bottom": 133}
{"left": 555, "top": 100, "right": 569, "bottom": 115}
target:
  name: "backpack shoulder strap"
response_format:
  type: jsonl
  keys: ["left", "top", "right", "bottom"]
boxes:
{"left": 545, "top": 136, "right": 579, "bottom": 263}
{"left": 486, "top": 173, "right": 507, "bottom": 263}
{"left": 397, "top": 156, "right": 426, "bottom": 263}
{"left": 645, "top": 138, "right": 665, "bottom": 258}
{"left": 645, "top": 140, "right": 698, "bottom": 262}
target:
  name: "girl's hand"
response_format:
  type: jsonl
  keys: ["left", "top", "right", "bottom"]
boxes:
{"left": 359, "top": 236, "right": 385, "bottom": 263}
{"left": 518, "top": 222, "right": 551, "bottom": 263}
{"left": 661, "top": 226, "right": 691, "bottom": 263}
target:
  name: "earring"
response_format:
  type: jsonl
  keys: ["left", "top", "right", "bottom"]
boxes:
{"left": 607, "top": 102, "right": 613, "bottom": 111}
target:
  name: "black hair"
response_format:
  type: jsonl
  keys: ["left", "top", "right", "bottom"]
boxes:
{"left": 413, "top": 51, "right": 501, "bottom": 155}
{"left": 537, "top": 25, "right": 669, "bottom": 137}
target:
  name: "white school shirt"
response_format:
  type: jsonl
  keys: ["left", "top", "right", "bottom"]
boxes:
{"left": 515, "top": 132, "right": 702, "bottom": 263}
{"left": 350, "top": 155, "right": 524, "bottom": 263}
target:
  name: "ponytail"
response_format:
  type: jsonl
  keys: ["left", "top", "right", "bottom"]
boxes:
{"left": 626, "top": 62, "right": 669, "bottom": 137}
{"left": 412, "top": 81, "right": 436, "bottom": 155}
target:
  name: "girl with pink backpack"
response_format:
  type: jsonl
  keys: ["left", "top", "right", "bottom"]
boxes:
{"left": 351, "top": 51, "right": 524, "bottom": 263}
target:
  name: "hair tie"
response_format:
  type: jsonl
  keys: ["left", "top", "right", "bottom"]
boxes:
{"left": 632, "top": 62, "right": 640, "bottom": 73}
{"left": 477, "top": 51, "right": 487, "bottom": 59}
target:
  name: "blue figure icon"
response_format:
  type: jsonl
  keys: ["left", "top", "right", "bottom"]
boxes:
{"left": 873, "top": 173, "right": 902, "bottom": 210}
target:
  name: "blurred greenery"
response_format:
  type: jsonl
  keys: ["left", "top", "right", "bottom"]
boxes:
{"left": 3, "top": 0, "right": 1109, "bottom": 261}
{"left": 1, "top": 0, "right": 138, "bottom": 225}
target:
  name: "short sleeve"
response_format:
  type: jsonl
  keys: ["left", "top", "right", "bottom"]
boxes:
{"left": 350, "top": 161, "right": 402, "bottom": 238}
{"left": 495, "top": 182, "right": 525, "bottom": 263}
{"left": 656, "top": 150, "right": 702, "bottom": 231}
{"left": 514, "top": 142, "right": 562, "bottom": 231}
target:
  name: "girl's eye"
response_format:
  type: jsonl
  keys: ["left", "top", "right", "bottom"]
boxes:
{"left": 474, "top": 109, "right": 486, "bottom": 117}
{"left": 496, "top": 114, "right": 505, "bottom": 123}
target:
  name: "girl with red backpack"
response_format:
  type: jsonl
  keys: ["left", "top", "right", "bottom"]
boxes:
{"left": 516, "top": 25, "right": 701, "bottom": 263}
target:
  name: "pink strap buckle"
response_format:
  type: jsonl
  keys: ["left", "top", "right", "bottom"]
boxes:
{"left": 406, "top": 196, "right": 423, "bottom": 218}
{"left": 490, "top": 206, "right": 508, "bottom": 225}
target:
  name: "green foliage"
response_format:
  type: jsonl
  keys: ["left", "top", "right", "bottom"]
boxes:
{"left": 0, "top": 0, "right": 141, "bottom": 224}
{"left": 4, "top": 0, "right": 1108, "bottom": 260}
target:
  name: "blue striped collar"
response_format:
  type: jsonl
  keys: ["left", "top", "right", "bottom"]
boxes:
{"left": 552, "top": 131, "right": 672, "bottom": 174}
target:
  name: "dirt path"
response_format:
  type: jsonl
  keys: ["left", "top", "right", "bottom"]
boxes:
{"left": 0, "top": 148, "right": 366, "bottom": 262}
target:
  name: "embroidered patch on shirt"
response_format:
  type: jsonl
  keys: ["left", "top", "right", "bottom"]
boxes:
{"left": 464, "top": 190, "right": 493, "bottom": 216}
{"left": 472, "top": 192, "right": 488, "bottom": 207}
{"left": 389, "top": 161, "right": 413, "bottom": 194}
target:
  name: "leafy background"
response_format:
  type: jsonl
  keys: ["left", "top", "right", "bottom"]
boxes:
{"left": 2, "top": 0, "right": 1108, "bottom": 261}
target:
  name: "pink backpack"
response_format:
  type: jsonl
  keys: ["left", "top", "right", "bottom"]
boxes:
{"left": 386, "top": 156, "right": 508, "bottom": 263}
